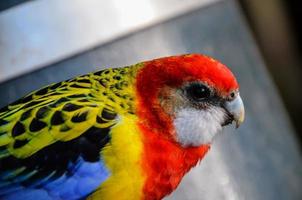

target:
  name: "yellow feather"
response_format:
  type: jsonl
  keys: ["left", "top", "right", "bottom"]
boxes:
{"left": 88, "top": 115, "right": 145, "bottom": 200}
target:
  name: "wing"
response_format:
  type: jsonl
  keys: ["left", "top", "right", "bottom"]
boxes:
{"left": 0, "top": 71, "right": 126, "bottom": 199}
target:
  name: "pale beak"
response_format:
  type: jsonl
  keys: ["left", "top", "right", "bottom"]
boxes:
{"left": 224, "top": 94, "right": 245, "bottom": 128}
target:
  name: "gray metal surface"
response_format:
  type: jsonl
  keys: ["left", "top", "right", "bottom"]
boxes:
{"left": 0, "top": 0, "right": 302, "bottom": 199}
{"left": 0, "top": 0, "right": 219, "bottom": 83}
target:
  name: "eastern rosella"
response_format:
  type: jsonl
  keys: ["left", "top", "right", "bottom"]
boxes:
{"left": 0, "top": 54, "right": 244, "bottom": 200}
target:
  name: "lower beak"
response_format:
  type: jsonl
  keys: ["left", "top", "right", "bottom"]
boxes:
{"left": 224, "top": 94, "right": 245, "bottom": 128}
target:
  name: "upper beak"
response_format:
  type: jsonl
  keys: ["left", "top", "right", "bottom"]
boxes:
{"left": 224, "top": 94, "right": 245, "bottom": 128}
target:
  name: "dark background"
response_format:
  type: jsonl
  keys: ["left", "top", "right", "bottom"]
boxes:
{"left": 239, "top": 0, "right": 302, "bottom": 142}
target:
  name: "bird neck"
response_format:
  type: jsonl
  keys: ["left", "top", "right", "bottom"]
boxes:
{"left": 139, "top": 123, "right": 210, "bottom": 200}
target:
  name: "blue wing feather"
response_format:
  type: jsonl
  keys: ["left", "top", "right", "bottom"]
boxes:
{"left": 0, "top": 125, "right": 112, "bottom": 199}
{"left": 1, "top": 157, "right": 110, "bottom": 200}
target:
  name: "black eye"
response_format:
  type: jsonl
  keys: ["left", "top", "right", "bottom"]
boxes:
{"left": 230, "top": 92, "right": 235, "bottom": 98}
{"left": 185, "top": 83, "right": 211, "bottom": 101}
{"left": 230, "top": 92, "right": 235, "bottom": 99}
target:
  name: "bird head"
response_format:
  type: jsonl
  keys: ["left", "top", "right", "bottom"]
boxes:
{"left": 135, "top": 54, "right": 244, "bottom": 147}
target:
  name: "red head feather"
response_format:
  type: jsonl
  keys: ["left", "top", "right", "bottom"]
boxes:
{"left": 136, "top": 54, "right": 238, "bottom": 131}
{"left": 135, "top": 54, "right": 239, "bottom": 199}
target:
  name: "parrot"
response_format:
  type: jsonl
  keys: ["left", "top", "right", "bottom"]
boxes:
{"left": 0, "top": 54, "right": 244, "bottom": 200}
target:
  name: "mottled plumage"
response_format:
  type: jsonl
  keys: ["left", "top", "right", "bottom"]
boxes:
{"left": 0, "top": 65, "right": 141, "bottom": 199}
{"left": 0, "top": 54, "right": 244, "bottom": 200}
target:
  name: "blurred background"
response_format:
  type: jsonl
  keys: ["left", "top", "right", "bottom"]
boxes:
{"left": 0, "top": 0, "right": 302, "bottom": 199}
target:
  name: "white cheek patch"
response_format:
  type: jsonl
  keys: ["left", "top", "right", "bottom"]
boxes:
{"left": 173, "top": 107, "right": 226, "bottom": 147}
